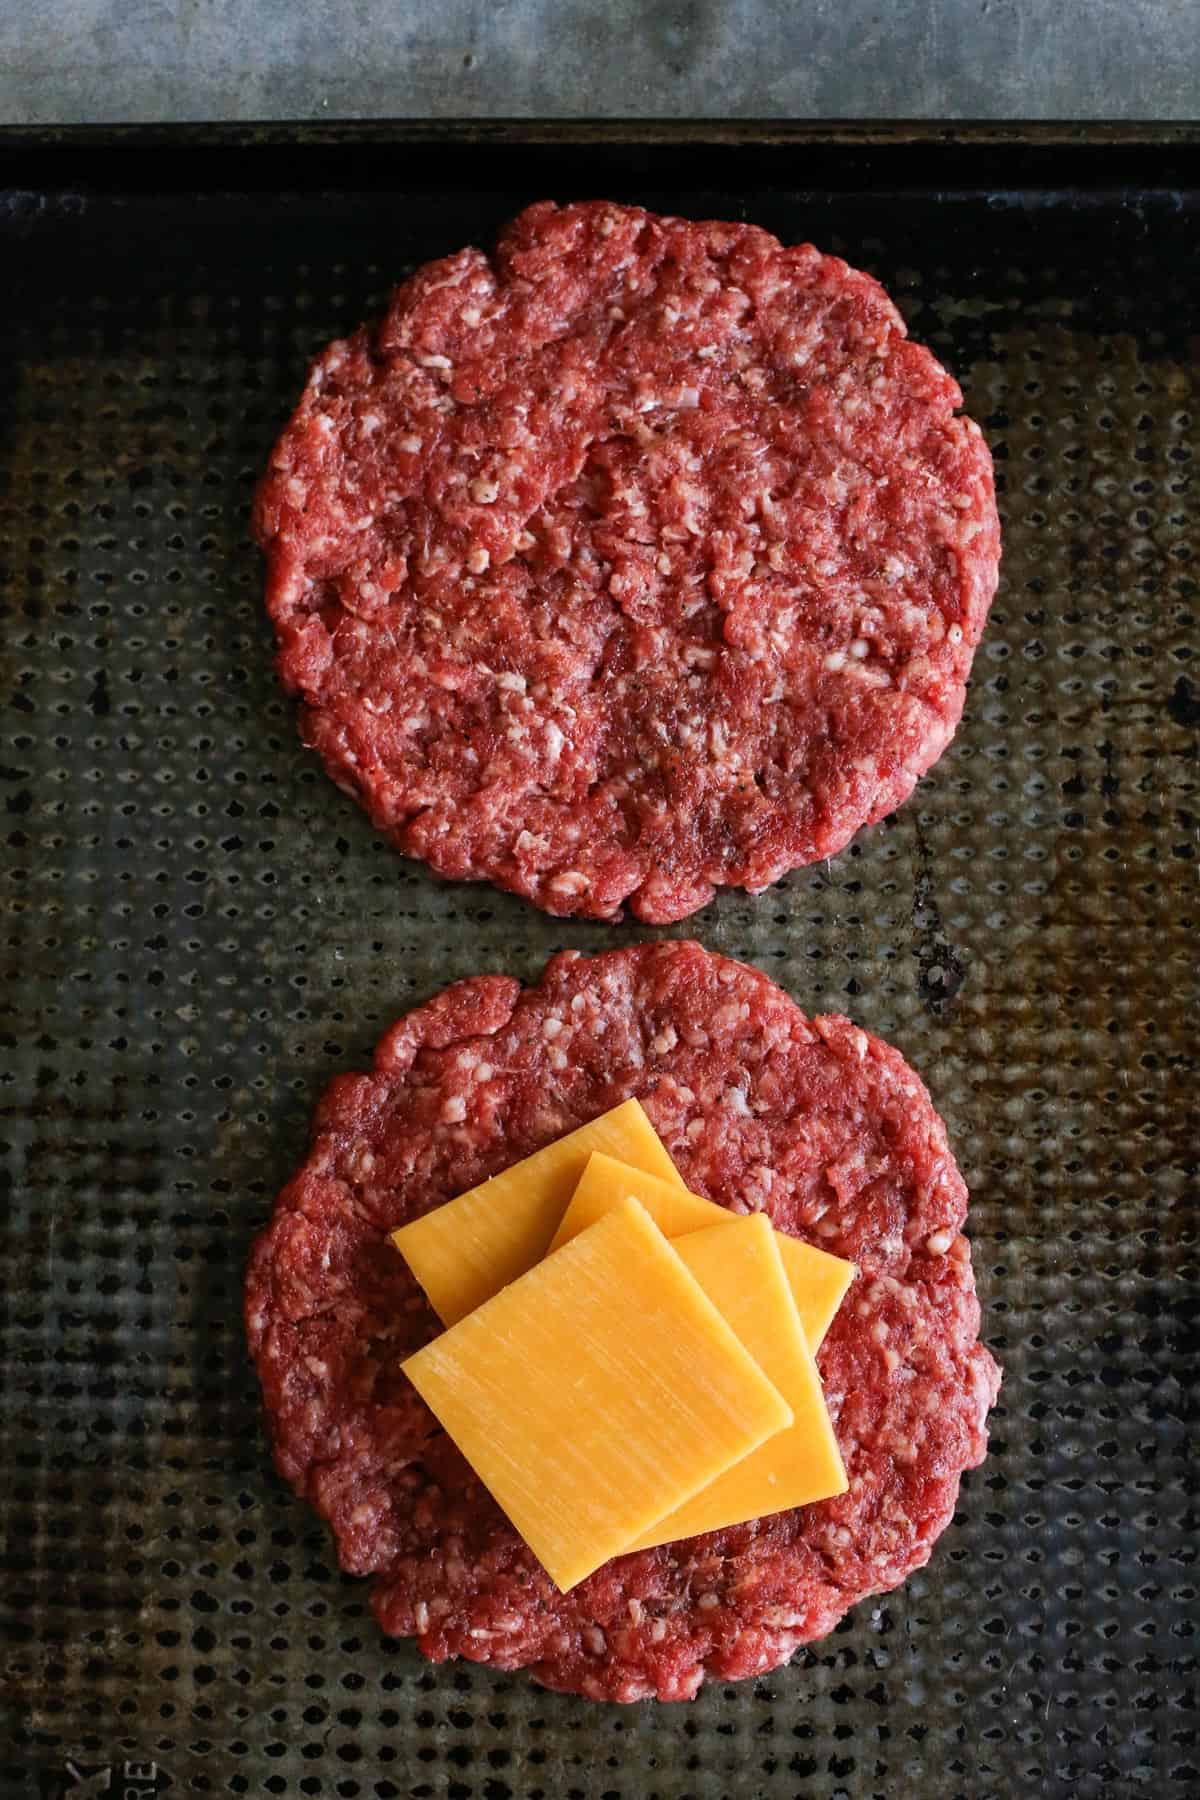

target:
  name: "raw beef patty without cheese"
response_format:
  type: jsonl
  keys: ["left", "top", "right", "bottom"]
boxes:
{"left": 254, "top": 201, "right": 1001, "bottom": 922}
{"left": 245, "top": 941, "right": 1001, "bottom": 1702}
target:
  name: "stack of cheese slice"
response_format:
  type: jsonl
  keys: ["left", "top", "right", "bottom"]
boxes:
{"left": 392, "top": 1099, "right": 855, "bottom": 1592}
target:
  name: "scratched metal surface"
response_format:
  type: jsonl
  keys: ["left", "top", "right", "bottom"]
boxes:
{"left": 0, "top": 128, "right": 1195, "bottom": 1800}
{"left": 3, "top": 0, "right": 1200, "bottom": 122}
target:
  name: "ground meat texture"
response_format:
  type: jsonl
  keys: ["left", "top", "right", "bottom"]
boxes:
{"left": 245, "top": 942, "right": 1001, "bottom": 1702}
{"left": 254, "top": 202, "right": 1001, "bottom": 923}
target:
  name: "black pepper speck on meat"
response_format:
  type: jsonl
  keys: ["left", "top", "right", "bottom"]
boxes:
{"left": 245, "top": 941, "right": 1001, "bottom": 1701}
{"left": 254, "top": 202, "right": 1001, "bottom": 922}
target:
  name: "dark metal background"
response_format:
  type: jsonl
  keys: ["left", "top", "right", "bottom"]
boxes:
{"left": 0, "top": 125, "right": 1196, "bottom": 1800}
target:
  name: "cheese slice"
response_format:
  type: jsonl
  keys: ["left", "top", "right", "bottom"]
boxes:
{"left": 550, "top": 1152, "right": 857, "bottom": 1351}
{"left": 772, "top": 1233, "right": 857, "bottom": 1353}
{"left": 402, "top": 1196, "right": 793, "bottom": 1592}
{"left": 628, "top": 1214, "right": 847, "bottom": 1550}
{"left": 389, "top": 1098, "right": 683, "bottom": 1325}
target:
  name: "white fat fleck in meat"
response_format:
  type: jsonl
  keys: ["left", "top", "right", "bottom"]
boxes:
{"left": 548, "top": 870, "right": 589, "bottom": 897}
{"left": 397, "top": 434, "right": 423, "bottom": 453}
{"left": 441, "top": 1096, "right": 467, "bottom": 1124}
{"left": 345, "top": 1143, "right": 376, "bottom": 1179}
{"left": 762, "top": 1606, "right": 806, "bottom": 1629}
{"left": 543, "top": 721, "right": 566, "bottom": 763}
{"left": 469, "top": 477, "right": 500, "bottom": 504}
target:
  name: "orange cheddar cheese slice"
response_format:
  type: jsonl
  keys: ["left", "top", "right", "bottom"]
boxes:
{"left": 628, "top": 1213, "right": 847, "bottom": 1550}
{"left": 550, "top": 1152, "right": 856, "bottom": 1352}
{"left": 401, "top": 1196, "right": 793, "bottom": 1592}
{"left": 389, "top": 1098, "right": 683, "bottom": 1325}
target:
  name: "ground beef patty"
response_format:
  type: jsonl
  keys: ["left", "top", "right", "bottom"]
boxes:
{"left": 245, "top": 942, "right": 1000, "bottom": 1702}
{"left": 254, "top": 201, "right": 1000, "bottom": 923}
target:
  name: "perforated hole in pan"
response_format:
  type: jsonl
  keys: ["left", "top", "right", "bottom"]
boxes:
{"left": 0, "top": 176, "right": 1195, "bottom": 1799}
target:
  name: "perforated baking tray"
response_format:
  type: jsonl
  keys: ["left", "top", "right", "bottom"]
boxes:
{"left": 1, "top": 122, "right": 1196, "bottom": 1800}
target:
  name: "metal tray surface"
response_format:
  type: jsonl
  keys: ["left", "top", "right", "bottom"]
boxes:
{"left": 0, "top": 125, "right": 1196, "bottom": 1800}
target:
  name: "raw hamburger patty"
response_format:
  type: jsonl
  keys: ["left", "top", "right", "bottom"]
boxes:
{"left": 254, "top": 201, "right": 1000, "bottom": 922}
{"left": 245, "top": 942, "right": 1000, "bottom": 1702}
